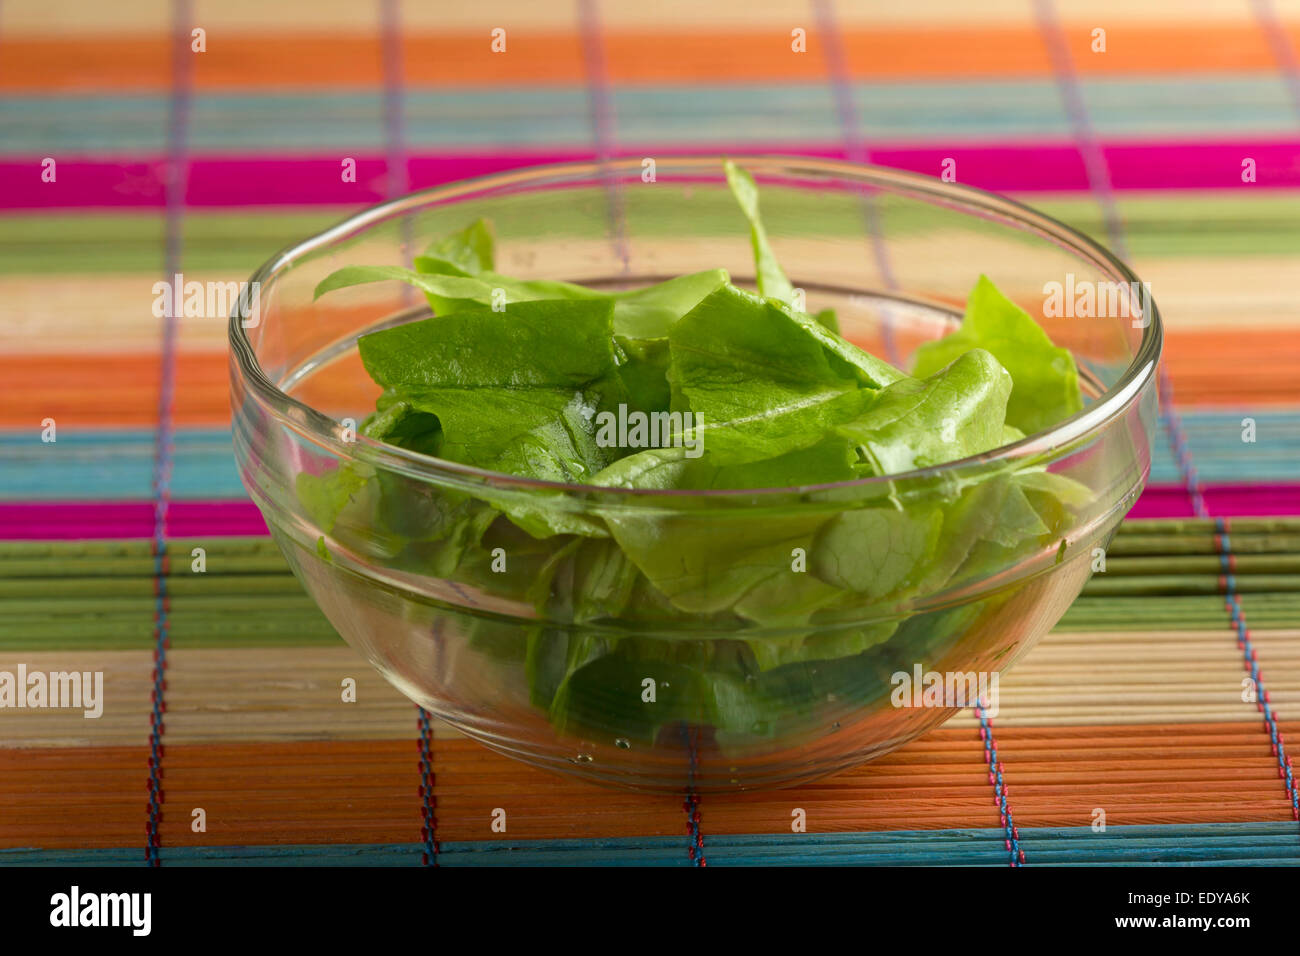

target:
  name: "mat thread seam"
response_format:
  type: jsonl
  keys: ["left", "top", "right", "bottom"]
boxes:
{"left": 684, "top": 725, "right": 707, "bottom": 866}
{"left": 977, "top": 704, "right": 1023, "bottom": 866}
{"left": 1217, "top": 519, "right": 1299, "bottom": 820}
{"left": 1038, "top": 0, "right": 1297, "bottom": 836}
{"left": 145, "top": 0, "right": 192, "bottom": 867}
{"left": 577, "top": 0, "right": 707, "bottom": 860}
{"left": 813, "top": 0, "right": 902, "bottom": 365}
{"left": 821, "top": 0, "right": 1024, "bottom": 858}
{"left": 417, "top": 709, "right": 440, "bottom": 865}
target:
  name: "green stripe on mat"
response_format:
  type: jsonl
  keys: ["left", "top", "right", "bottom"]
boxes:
{"left": 5, "top": 193, "right": 1300, "bottom": 276}
{"left": 0, "top": 537, "right": 337, "bottom": 650}
{"left": 2, "top": 521, "right": 1299, "bottom": 648}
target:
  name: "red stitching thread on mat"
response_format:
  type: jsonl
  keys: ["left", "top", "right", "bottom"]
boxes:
{"left": 818, "top": 0, "right": 1027, "bottom": 860}
{"left": 376, "top": 0, "right": 440, "bottom": 863}
{"left": 977, "top": 704, "right": 1023, "bottom": 866}
{"left": 145, "top": 0, "right": 193, "bottom": 867}
{"left": 417, "top": 709, "right": 440, "bottom": 865}
{"left": 1216, "top": 521, "right": 1298, "bottom": 819}
{"left": 1038, "top": 0, "right": 1299, "bottom": 834}
{"left": 578, "top": 0, "right": 631, "bottom": 274}
{"left": 576, "top": 0, "right": 707, "bottom": 862}
{"left": 813, "top": 0, "right": 904, "bottom": 365}
{"left": 684, "top": 725, "right": 707, "bottom": 866}
{"left": 1252, "top": 0, "right": 1300, "bottom": 124}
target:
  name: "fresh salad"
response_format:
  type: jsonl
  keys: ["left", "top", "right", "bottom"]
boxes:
{"left": 301, "top": 161, "right": 1091, "bottom": 746}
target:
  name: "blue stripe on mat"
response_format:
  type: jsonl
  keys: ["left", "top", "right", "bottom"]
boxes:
{"left": 1, "top": 76, "right": 1297, "bottom": 154}
{"left": 1147, "top": 410, "right": 1300, "bottom": 485}
{"left": 4, "top": 411, "right": 1294, "bottom": 500}
{"left": 4, "top": 823, "right": 1298, "bottom": 866}
{"left": 0, "top": 428, "right": 244, "bottom": 499}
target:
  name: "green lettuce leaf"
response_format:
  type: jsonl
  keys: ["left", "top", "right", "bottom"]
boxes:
{"left": 723, "top": 159, "right": 795, "bottom": 305}
{"left": 356, "top": 299, "right": 624, "bottom": 482}
{"left": 666, "top": 284, "right": 882, "bottom": 464}
{"left": 835, "top": 348, "right": 1013, "bottom": 476}
{"left": 419, "top": 218, "right": 495, "bottom": 276}
{"left": 304, "top": 170, "right": 1093, "bottom": 754}
{"left": 912, "top": 274, "right": 1082, "bottom": 435}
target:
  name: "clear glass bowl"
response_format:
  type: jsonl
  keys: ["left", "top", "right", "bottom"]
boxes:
{"left": 229, "top": 157, "right": 1160, "bottom": 792}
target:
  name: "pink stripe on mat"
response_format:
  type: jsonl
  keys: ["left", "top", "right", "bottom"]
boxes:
{"left": 1126, "top": 483, "right": 1300, "bottom": 520}
{"left": 0, "top": 150, "right": 596, "bottom": 208}
{"left": 0, "top": 500, "right": 267, "bottom": 539}
{"left": 3, "top": 140, "right": 1298, "bottom": 208}
{"left": 1, "top": 484, "right": 1295, "bottom": 540}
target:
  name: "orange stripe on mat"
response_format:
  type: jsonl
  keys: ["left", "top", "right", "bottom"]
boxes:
{"left": 0, "top": 352, "right": 225, "bottom": 427}
{"left": 159, "top": 741, "right": 422, "bottom": 847}
{"left": 3, "top": 24, "right": 1300, "bottom": 91}
{"left": 0, "top": 746, "right": 147, "bottom": 850}
{"left": 7, "top": 723, "right": 1295, "bottom": 849}
{"left": 993, "top": 721, "right": 1300, "bottom": 827}
{"left": 7, "top": 327, "right": 1296, "bottom": 428}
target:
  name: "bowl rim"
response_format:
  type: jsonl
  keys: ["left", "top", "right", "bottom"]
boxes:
{"left": 229, "top": 154, "right": 1162, "bottom": 500}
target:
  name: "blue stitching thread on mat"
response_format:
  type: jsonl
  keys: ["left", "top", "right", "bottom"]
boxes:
{"left": 380, "top": 0, "right": 418, "bottom": 296}
{"left": 812, "top": 0, "right": 902, "bottom": 367}
{"left": 1037, "top": 0, "right": 1206, "bottom": 524}
{"left": 381, "top": 0, "right": 408, "bottom": 210}
{"left": 1252, "top": 0, "right": 1300, "bottom": 124}
{"left": 146, "top": 0, "right": 192, "bottom": 867}
{"left": 683, "top": 724, "right": 707, "bottom": 866}
{"left": 1249, "top": 0, "right": 1300, "bottom": 827}
{"left": 377, "top": 0, "right": 442, "bottom": 864}
{"left": 578, "top": 0, "right": 631, "bottom": 273}
{"left": 1039, "top": 0, "right": 1298, "bottom": 834}
{"left": 1034, "top": 0, "right": 1128, "bottom": 254}
{"left": 977, "top": 704, "right": 1023, "bottom": 866}
{"left": 1162, "top": 369, "right": 1297, "bottom": 823}
{"left": 576, "top": 0, "right": 708, "bottom": 861}
{"left": 417, "top": 709, "right": 440, "bottom": 865}
{"left": 1158, "top": 378, "right": 1209, "bottom": 521}
{"left": 1218, "top": 521, "right": 1299, "bottom": 820}
{"left": 820, "top": 0, "right": 1022, "bottom": 858}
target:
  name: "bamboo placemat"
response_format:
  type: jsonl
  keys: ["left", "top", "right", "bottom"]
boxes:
{"left": 1, "top": 0, "right": 1298, "bottom": 866}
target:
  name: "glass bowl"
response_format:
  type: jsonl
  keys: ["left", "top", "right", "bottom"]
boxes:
{"left": 229, "top": 156, "right": 1160, "bottom": 792}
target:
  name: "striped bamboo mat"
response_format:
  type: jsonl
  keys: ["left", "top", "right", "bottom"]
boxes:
{"left": 1, "top": 0, "right": 1298, "bottom": 866}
